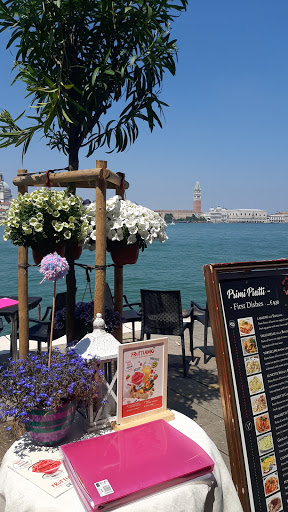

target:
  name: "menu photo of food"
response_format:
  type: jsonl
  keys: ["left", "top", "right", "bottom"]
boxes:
{"left": 251, "top": 393, "right": 268, "bottom": 415}
{"left": 245, "top": 354, "right": 261, "bottom": 375}
{"left": 263, "top": 472, "right": 280, "bottom": 497}
{"left": 242, "top": 335, "right": 258, "bottom": 356}
{"left": 248, "top": 374, "right": 264, "bottom": 396}
{"left": 260, "top": 453, "right": 277, "bottom": 477}
{"left": 254, "top": 412, "right": 271, "bottom": 436}
{"left": 258, "top": 432, "right": 274, "bottom": 455}
{"left": 266, "top": 492, "right": 283, "bottom": 512}
{"left": 238, "top": 317, "right": 255, "bottom": 337}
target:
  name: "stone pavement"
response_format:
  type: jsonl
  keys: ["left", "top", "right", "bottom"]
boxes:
{"left": 0, "top": 322, "right": 229, "bottom": 470}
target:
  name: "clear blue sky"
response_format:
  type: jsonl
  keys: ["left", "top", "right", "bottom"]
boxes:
{"left": 0, "top": 0, "right": 287, "bottom": 214}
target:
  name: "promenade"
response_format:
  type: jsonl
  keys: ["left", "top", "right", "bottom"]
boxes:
{"left": 0, "top": 323, "right": 229, "bottom": 470}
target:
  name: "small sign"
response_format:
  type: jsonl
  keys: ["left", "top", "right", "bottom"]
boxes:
{"left": 115, "top": 338, "right": 173, "bottom": 428}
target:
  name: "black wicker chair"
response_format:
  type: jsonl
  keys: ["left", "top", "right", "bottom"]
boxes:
{"left": 28, "top": 292, "right": 66, "bottom": 352}
{"left": 140, "top": 290, "right": 192, "bottom": 377}
{"left": 105, "top": 283, "right": 141, "bottom": 342}
{"left": 190, "top": 301, "right": 212, "bottom": 363}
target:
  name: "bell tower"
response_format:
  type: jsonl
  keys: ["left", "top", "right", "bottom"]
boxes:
{"left": 193, "top": 179, "right": 201, "bottom": 213}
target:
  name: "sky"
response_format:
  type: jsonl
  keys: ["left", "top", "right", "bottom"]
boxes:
{"left": 0, "top": 0, "right": 287, "bottom": 214}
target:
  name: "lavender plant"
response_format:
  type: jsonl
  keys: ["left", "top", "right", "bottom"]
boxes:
{"left": 0, "top": 348, "right": 100, "bottom": 434}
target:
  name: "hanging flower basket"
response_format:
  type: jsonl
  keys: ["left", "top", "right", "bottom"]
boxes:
{"left": 32, "top": 242, "right": 82, "bottom": 265}
{"left": 32, "top": 245, "right": 65, "bottom": 265}
{"left": 110, "top": 241, "right": 139, "bottom": 266}
{"left": 26, "top": 400, "right": 76, "bottom": 446}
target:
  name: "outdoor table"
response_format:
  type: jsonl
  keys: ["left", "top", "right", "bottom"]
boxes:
{"left": 0, "top": 296, "right": 42, "bottom": 359}
{"left": 0, "top": 410, "right": 243, "bottom": 512}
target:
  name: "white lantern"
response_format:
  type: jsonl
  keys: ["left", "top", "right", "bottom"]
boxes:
{"left": 74, "top": 313, "right": 120, "bottom": 431}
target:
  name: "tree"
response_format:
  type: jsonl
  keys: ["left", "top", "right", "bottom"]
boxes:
{"left": 0, "top": 0, "right": 187, "bottom": 169}
{"left": 164, "top": 213, "right": 174, "bottom": 223}
{"left": 0, "top": 0, "right": 187, "bottom": 341}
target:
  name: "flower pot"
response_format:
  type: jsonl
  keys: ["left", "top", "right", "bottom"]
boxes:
{"left": 110, "top": 242, "right": 139, "bottom": 266}
{"left": 71, "top": 243, "right": 82, "bottom": 261}
{"left": 26, "top": 401, "right": 76, "bottom": 446}
{"left": 32, "top": 245, "right": 65, "bottom": 265}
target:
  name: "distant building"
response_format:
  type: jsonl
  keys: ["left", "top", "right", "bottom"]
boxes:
{"left": 204, "top": 207, "right": 228, "bottom": 223}
{"left": 193, "top": 179, "right": 201, "bottom": 213}
{"left": 0, "top": 172, "right": 12, "bottom": 219}
{"left": 204, "top": 207, "right": 267, "bottom": 223}
{"left": 267, "top": 212, "right": 288, "bottom": 223}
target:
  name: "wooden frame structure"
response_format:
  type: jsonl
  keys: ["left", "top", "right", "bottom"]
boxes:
{"left": 13, "top": 160, "right": 129, "bottom": 358}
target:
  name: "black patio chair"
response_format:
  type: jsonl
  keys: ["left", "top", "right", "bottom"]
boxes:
{"left": 140, "top": 289, "right": 192, "bottom": 377}
{"left": 190, "top": 301, "right": 212, "bottom": 363}
{"left": 105, "top": 283, "right": 141, "bottom": 342}
{"left": 28, "top": 292, "right": 66, "bottom": 353}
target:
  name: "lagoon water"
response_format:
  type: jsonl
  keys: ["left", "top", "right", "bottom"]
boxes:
{"left": 0, "top": 223, "right": 287, "bottom": 333}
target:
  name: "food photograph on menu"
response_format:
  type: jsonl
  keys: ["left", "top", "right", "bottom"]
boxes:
{"left": 264, "top": 473, "right": 280, "bottom": 497}
{"left": 258, "top": 432, "right": 274, "bottom": 455}
{"left": 260, "top": 454, "right": 277, "bottom": 477}
{"left": 254, "top": 413, "right": 271, "bottom": 435}
{"left": 251, "top": 393, "right": 268, "bottom": 415}
{"left": 245, "top": 355, "right": 261, "bottom": 375}
{"left": 266, "top": 492, "right": 283, "bottom": 512}
{"left": 238, "top": 317, "right": 255, "bottom": 337}
{"left": 248, "top": 374, "right": 264, "bottom": 395}
{"left": 242, "top": 335, "right": 258, "bottom": 355}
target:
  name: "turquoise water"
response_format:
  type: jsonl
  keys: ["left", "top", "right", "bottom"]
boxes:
{"left": 0, "top": 223, "right": 288, "bottom": 333}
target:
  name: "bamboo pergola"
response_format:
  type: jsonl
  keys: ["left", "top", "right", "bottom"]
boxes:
{"left": 13, "top": 160, "right": 129, "bottom": 359}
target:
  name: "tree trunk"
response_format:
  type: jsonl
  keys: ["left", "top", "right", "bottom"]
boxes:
{"left": 65, "top": 138, "right": 80, "bottom": 344}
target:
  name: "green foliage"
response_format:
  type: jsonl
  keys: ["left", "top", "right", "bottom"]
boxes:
{"left": 164, "top": 213, "right": 174, "bottom": 222}
{"left": 0, "top": 0, "right": 187, "bottom": 160}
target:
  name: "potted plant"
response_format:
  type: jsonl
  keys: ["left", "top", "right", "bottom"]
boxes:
{"left": 2, "top": 188, "right": 89, "bottom": 263}
{"left": 54, "top": 301, "right": 122, "bottom": 341}
{"left": 83, "top": 195, "right": 168, "bottom": 265}
{"left": 0, "top": 348, "right": 100, "bottom": 445}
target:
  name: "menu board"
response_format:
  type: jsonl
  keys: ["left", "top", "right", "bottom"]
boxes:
{"left": 204, "top": 260, "right": 288, "bottom": 512}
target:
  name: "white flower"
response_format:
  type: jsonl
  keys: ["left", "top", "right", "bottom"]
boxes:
{"left": 83, "top": 195, "right": 167, "bottom": 252}
{"left": 34, "top": 223, "right": 43, "bottom": 232}
{"left": 64, "top": 230, "right": 71, "bottom": 239}
{"left": 29, "top": 217, "right": 39, "bottom": 227}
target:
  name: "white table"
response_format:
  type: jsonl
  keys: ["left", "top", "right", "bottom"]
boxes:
{"left": 0, "top": 410, "right": 243, "bottom": 512}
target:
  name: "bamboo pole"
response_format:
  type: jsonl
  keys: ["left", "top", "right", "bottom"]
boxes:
{"left": 113, "top": 176, "right": 125, "bottom": 343}
{"left": 94, "top": 161, "right": 107, "bottom": 318}
{"left": 18, "top": 170, "right": 29, "bottom": 359}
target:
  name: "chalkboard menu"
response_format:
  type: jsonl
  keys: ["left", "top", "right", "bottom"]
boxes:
{"left": 204, "top": 260, "right": 288, "bottom": 512}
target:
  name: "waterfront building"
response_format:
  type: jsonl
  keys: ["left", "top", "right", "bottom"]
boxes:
{"left": 193, "top": 179, "right": 201, "bottom": 213}
{"left": 227, "top": 209, "right": 267, "bottom": 223}
{"left": 204, "top": 207, "right": 267, "bottom": 223}
{"left": 267, "top": 212, "right": 288, "bottom": 223}
{"left": 0, "top": 172, "right": 12, "bottom": 219}
{"left": 204, "top": 207, "right": 228, "bottom": 223}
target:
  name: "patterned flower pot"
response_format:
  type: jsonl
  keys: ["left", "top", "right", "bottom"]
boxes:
{"left": 26, "top": 401, "right": 76, "bottom": 446}
{"left": 110, "top": 242, "right": 139, "bottom": 266}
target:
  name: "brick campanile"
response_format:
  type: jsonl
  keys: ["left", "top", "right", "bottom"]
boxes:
{"left": 193, "top": 179, "right": 201, "bottom": 213}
